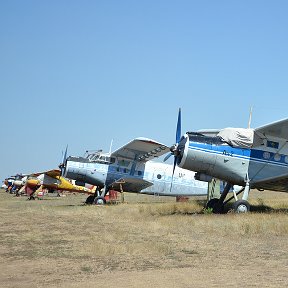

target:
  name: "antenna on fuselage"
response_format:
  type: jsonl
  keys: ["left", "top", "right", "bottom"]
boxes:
{"left": 109, "top": 139, "right": 113, "bottom": 154}
{"left": 248, "top": 106, "right": 253, "bottom": 129}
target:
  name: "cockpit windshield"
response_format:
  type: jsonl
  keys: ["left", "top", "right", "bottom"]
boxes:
{"left": 187, "top": 132, "right": 226, "bottom": 145}
{"left": 84, "top": 150, "right": 115, "bottom": 164}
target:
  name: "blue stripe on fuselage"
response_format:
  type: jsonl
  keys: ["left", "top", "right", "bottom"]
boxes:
{"left": 188, "top": 142, "right": 288, "bottom": 167}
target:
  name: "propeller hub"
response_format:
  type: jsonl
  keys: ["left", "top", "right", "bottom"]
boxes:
{"left": 170, "top": 143, "right": 181, "bottom": 156}
{"left": 169, "top": 144, "right": 176, "bottom": 153}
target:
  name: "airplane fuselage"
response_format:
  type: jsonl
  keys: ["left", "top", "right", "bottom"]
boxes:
{"left": 177, "top": 133, "right": 288, "bottom": 191}
{"left": 64, "top": 155, "right": 208, "bottom": 196}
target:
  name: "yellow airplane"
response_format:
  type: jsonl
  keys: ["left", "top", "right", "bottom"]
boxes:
{"left": 20, "top": 169, "right": 93, "bottom": 200}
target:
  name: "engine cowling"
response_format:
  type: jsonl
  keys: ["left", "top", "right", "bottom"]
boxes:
{"left": 177, "top": 133, "right": 216, "bottom": 174}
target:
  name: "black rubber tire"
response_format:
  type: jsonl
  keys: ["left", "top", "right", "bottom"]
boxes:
{"left": 206, "top": 198, "right": 224, "bottom": 214}
{"left": 206, "top": 198, "right": 219, "bottom": 209}
{"left": 233, "top": 199, "right": 250, "bottom": 213}
{"left": 85, "top": 195, "right": 95, "bottom": 205}
{"left": 94, "top": 196, "right": 106, "bottom": 205}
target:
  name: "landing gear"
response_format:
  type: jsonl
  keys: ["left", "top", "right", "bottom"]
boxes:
{"left": 233, "top": 200, "right": 250, "bottom": 213}
{"left": 206, "top": 176, "right": 251, "bottom": 213}
{"left": 85, "top": 195, "right": 107, "bottom": 205}
{"left": 27, "top": 186, "right": 39, "bottom": 200}
{"left": 94, "top": 196, "right": 106, "bottom": 205}
{"left": 85, "top": 195, "right": 95, "bottom": 204}
{"left": 207, "top": 183, "right": 232, "bottom": 214}
{"left": 230, "top": 177, "right": 251, "bottom": 213}
{"left": 206, "top": 198, "right": 223, "bottom": 213}
{"left": 85, "top": 186, "right": 108, "bottom": 205}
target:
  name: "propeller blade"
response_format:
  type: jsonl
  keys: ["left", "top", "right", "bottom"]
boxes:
{"left": 62, "top": 145, "right": 68, "bottom": 164}
{"left": 170, "top": 108, "right": 182, "bottom": 192}
{"left": 176, "top": 108, "right": 182, "bottom": 144}
{"left": 163, "top": 153, "right": 172, "bottom": 162}
{"left": 60, "top": 145, "right": 68, "bottom": 176}
{"left": 170, "top": 156, "right": 177, "bottom": 192}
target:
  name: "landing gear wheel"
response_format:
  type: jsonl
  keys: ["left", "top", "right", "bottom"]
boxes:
{"left": 85, "top": 195, "right": 95, "bottom": 205}
{"left": 94, "top": 196, "right": 106, "bottom": 205}
{"left": 233, "top": 200, "right": 250, "bottom": 213}
{"left": 206, "top": 198, "right": 224, "bottom": 214}
{"left": 206, "top": 198, "right": 219, "bottom": 209}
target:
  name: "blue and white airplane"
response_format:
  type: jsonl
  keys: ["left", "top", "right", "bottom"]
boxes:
{"left": 60, "top": 138, "right": 209, "bottom": 204}
{"left": 167, "top": 109, "right": 288, "bottom": 213}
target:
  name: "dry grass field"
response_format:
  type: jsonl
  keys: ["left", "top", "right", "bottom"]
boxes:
{"left": 0, "top": 188, "right": 287, "bottom": 288}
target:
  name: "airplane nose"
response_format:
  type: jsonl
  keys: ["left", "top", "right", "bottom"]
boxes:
{"left": 61, "top": 158, "right": 69, "bottom": 177}
{"left": 169, "top": 144, "right": 177, "bottom": 154}
{"left": 13, "top": 180, "right": 23, "bottom": 187}
{"left": 64, "top": 157, "right": 87, "bottom": 182}
{"left": 176, "top": 136, "right": 188, "bottom": 165}
{"left": 26, "top": 179, "right": 41, "bottom": 188}
{"left": 59, "top": 145, "right": 68, "bottom": 176}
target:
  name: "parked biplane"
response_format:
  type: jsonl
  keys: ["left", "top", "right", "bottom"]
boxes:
{"left": 4, "top": 170, "right": 93, "bottom": 199}
{"left": 60, "top": 138, "right": 210, "bottom": 204}
{"left": 166, "top": 109, "right": 288, "bottom": 213}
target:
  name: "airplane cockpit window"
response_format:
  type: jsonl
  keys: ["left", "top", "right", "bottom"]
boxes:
{"left": 266, "top": 140, "right": 279, "bottom": 149}
{"left": 187, "top": 132, "right": 225, "bottom": 145}
{"left": 97, "top": 155, "right": 115, "bottom": 164}
{"left": 90, "top": 154, "right": 100, "bottom": 161}
{"left": 118, "top": 159, "right": 130, "bottom": 167}
{"left": 85, "top": 151, "right": 115, "bottom": 164}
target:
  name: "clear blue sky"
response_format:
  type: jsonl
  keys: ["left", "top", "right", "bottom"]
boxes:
{"left": 1, "top": 0, "right": 288, "bottom": 181}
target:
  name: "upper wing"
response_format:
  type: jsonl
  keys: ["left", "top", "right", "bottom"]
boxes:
{"left": 111, "top": 137, "right": 169, "bottom": 162}
{"left": 255, "top": 118, "right": 288, "bottom": 140}
{"left": 31, "top": 169, "right": 61, "bottom": 177}
{"left": 252, "top": 173, "right": 288, "bottom": 192}
{"left": 110, "top": 177, "right": 153, "bottom": 192}
{"left": 197, "top": 118, "right": 288, "bottom": 140}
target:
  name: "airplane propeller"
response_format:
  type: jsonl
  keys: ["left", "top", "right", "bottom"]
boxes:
{"left": 59, "top": 145, "right": 68, "bottom": 176}
{"left": 166, "top": 108, "right": 182, "bottom": 191}
{"left": 164, "top": 108, "right": 182, "bottom": 162}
